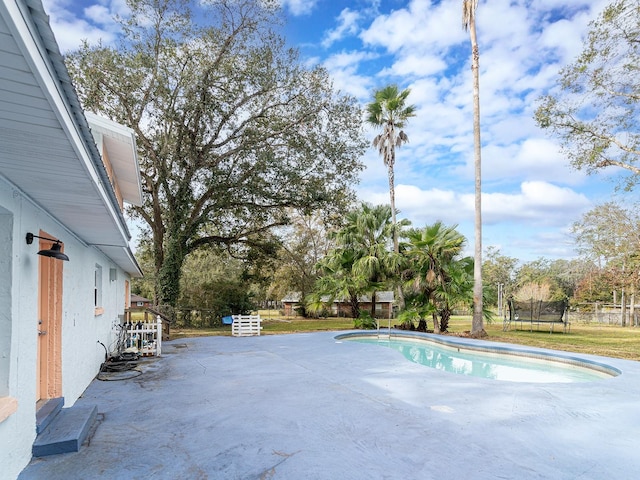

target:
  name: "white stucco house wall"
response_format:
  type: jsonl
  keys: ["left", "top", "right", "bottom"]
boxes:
{"left": 0, "top": 1, "right": 143, "bottom": 477}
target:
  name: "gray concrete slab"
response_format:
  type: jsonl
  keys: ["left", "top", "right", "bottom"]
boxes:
{"left": 18, "top": 332, "right": 640, "bottom": 479}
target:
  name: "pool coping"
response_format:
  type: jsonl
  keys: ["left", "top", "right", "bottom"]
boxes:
{"left": 335, "top": 330, "right": 622, "bottom": 378}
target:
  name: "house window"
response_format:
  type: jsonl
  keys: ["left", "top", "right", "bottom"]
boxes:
{"left": 94, "top": 264, "right": 103, "bottom": 315}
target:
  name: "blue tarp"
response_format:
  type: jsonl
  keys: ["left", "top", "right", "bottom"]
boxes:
{"left": 222, "top": 316, "right": 234, "bottom": 325}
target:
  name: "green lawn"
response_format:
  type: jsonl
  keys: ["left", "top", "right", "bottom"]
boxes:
{"left": 482, "top": 322, "right": 640, "bottom": 361}
{"left": 168, "top": 311, "right": 640, "bottom": 361}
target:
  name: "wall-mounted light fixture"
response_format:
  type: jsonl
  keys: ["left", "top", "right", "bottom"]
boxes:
{"left": 25, "top": 232, "right": 70, "bottom": 261}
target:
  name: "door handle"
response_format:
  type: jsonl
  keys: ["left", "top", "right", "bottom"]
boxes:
{"left": 38, "top": 330, "right": 47, "bottom": 335}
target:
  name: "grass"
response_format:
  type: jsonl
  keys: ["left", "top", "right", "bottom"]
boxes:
{"left": 483, "top": 322, "right": 640, "bottom": 361}
{"left": 169, "top": 314, "right": 354, "bottom": 338}
{"left": 168, "top": 310, "right": 640, "bottom": 361}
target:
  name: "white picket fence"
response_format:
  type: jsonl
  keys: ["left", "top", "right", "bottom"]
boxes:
{"left": 124, "top": 317, "right": 163, "bottom": 356}
{"left": 231, "top": 314, "right": 262, "bottom": 337}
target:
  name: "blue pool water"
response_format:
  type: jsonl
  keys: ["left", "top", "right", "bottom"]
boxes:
{"left": 339, "top": 334, "right": 618, "bottom": 383}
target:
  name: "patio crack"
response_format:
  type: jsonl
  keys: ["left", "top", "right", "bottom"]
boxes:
{"left": 258, "top": 449, "right": 301, "bottom": 479}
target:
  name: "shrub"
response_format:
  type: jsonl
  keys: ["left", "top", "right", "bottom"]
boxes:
{"left": 354, "top": 311, "right": 377, "bottom": 329}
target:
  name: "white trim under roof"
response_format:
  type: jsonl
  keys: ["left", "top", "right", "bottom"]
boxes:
{"left": 85, "top": 112, "right": 143, "bottom": 207}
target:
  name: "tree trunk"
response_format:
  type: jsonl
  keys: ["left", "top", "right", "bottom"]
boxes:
{"left": 389, "top": 164, "right": 406, "bottom": 313}
{"left": 389, "top": 166, "right": 398, "bottom": 254}
{"left": 469, "top": 15, "right": 485, "bottom": 337}
{"left": 155, "top": 234, "right": 186, "bottom": 307}
{"left": 440, "top": 309, "right": 451, "bottom": 332}
{"left": 350, "top": 292, "right": 360, "bottom": 319}
{"left": 370, "top": 291, "right": 377, "bottom": 318}
{"left": 432, "top": 312, "right": 440, "bottom": 334}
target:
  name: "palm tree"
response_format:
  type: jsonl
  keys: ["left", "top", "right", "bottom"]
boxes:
{"left": 433, "top": 256, "right": 474, "bottom": 332}
{"left": 463, "top": 0, "right": 485, "bottom": 337}
{"left": 314, "top": 203, "right": 408, "bottom": 321}
{"left": 366, "top": 85, "right": 416, "bottom": 255}
{"left": 404, "top": 222, "right": 470, "bottom": 332}
{"left": 312, "top": 248, "right": 365, "bottom": 319}
{"left": 337, "top": 203, "right": 406, "bottom": 318}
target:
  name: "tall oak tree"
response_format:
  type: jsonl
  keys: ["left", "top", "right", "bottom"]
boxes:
{"left": 67, "top": 0, "right": 367, "bottom": 306}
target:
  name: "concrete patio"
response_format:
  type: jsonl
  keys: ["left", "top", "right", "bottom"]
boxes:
{"left": 19, "top": 332, "right": 640, "bottom": 479}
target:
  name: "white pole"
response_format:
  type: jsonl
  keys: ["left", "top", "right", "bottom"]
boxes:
{"left": 156, "top": 315, "right": 162, "bottom": 356}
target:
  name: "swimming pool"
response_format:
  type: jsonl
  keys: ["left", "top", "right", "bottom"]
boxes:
{"left": 335, "top": 331, "right": 621, "bottom": 383}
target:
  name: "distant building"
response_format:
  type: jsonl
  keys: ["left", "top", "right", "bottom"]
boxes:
{"left": 282, "top": 291, "right": 395, "bottom": 318}
{"left": 131, "top": 294, "right": 153, "bottom": 309}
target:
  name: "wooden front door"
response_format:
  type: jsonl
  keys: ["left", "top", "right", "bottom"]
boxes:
{"left": 36, "top": 232, "right": 63, "bottom": 401}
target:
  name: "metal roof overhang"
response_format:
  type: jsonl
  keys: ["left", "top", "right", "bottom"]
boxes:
{"left": 0, "top": 0, "right": 142, "bottom": 276}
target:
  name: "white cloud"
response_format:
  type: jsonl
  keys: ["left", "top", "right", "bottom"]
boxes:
{"left": 323, "top": 50, "right": 376, "bottom": 70}
{"left": 360, "top": 0, "right": 464, "bottom": 53}
{"left": 483, "top": 181, "right": 591, "bottom": 226}
{"left": 42, "top": 0, "right": 126, "bottom": 51}
{"left": 480, "top": 138, "right": 584, "bottom": 186}
{"left": 279, "top": 0, "right": 319, "bottom": 16}
{"left": 322, "top": 8, "right": 361, "bottom": 48}
{"left": 359, "top": 180, "right": 590, "bottom": 229}
{"left": 322, "top": 50, "right": 378, "bottom": 99}
{"left": 379, "top": 54, "right": 446, "bottom": 78}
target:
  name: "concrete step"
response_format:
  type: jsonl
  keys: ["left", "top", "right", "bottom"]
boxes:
{"left": 32, "top": 405, "right": 98, "bottom": 457}
{"left": 35, "top": 397, "right": 64, "bottom": 435}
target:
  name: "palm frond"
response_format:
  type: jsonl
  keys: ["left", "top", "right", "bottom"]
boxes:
{"left": 462, "top": 0, "right": 478, "bottom": 31}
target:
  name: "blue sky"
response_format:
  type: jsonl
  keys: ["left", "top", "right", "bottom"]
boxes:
{"left": 42, "top": 0, "right": 628, "bottom": 263}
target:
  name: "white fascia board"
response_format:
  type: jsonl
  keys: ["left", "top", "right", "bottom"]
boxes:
{"left": 85, "top": 112, "right": 144, "bottom": 206}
